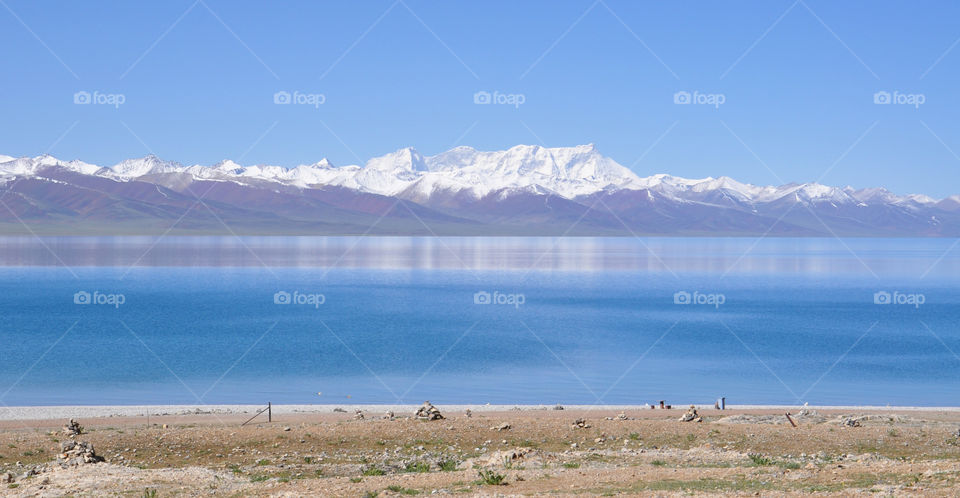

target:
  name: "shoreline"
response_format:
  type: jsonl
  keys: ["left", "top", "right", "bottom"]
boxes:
{"left": 4, "top": 403, "right": 960, "bottom": 495}
{"left": 4, "top": 403, "right": 960, "bottom": 421}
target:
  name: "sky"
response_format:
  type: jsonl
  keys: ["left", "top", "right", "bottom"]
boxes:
{"left": 1, "top": 0, "right": 959, "bottom": 197}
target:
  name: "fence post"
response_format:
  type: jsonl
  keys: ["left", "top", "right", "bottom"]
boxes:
{"left": 268, "top": 402, "right": 272, "bottom": 423}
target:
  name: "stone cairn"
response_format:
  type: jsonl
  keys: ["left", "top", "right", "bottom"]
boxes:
{"left": 415, "top": 401, "right": 444, "bottom": 420}
{"left": 841, "top": 417, "right": 862, "bottom": 427}
{"left": 61, "top": 419, "right": 83, "bottom": 437}
{"left": 678, "top": 405, "right": 703, "bottom": 423}
{"left": 571, "top": 418, "right": 591, "bottom": 429}
{"left": 57, "top": 441, "right": 103, "bottom": 467}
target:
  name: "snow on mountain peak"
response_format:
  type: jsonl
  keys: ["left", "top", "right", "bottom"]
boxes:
{"left": 34, "top": 154, "right": 61, "bottom": 166}
{"left": 109, "top": 155, "right": 183, "bottom": 178}
{"left": 0, "top": 148, "right": 952, "bottom": 208}
{"left": 366, "top": 147, "right": 428, "bottom": 173}
{"left": 212, "top": 159, "right": 244, "bottom": 173}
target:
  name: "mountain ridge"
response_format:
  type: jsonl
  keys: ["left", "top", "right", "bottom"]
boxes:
{"left": 0, "top": 145, "right": 956, "bottom": 236}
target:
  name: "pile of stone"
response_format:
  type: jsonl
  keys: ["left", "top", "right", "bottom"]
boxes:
{"left": 476, "top": 447, "right": 536, "bottom": 467}
{"left": 678, "top": 406, "right": 702, "bottom": 423}
{"left": 354, "top": 409, "right": 365, "bottom": 420}
{"left": 383, "top": 410, "right": 395, "bottom": 420}
{"left": 571, "top": 418, "right": 591, "bottom": 429}
{"left": 840, "top": 417, "right": 862, "bottom": 427}
{"left": 56, "top": 441, "right": 103, "bottom": 467}
{"left": 61, "top": 419, "right": 83, "bottom": 437}
{"left": 416, "top": 401, "right": 444, "bottom": 421}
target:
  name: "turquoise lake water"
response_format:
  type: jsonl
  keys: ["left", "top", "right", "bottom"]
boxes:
{"left": 0, "top": 237, "right": 957, "bottom": 406}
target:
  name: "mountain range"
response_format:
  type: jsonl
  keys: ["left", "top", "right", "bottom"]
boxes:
{"left": 0, "top": 145, "right": 957, "bottom": 236}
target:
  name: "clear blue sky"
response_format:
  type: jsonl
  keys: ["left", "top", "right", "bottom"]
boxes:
{"left": 2, "top": 0, "right": 959, "bottom": 197}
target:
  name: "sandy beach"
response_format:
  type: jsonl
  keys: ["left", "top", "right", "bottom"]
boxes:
{"left": 2, "top": 403, "right": 959, "bottom": 496}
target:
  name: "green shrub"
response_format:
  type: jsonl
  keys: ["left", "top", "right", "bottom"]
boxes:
{"left": 477, "top": 469, "right": 506, "bottom": 485}
{"left": 404, "top": 461, "right": 430, "bottom": 473}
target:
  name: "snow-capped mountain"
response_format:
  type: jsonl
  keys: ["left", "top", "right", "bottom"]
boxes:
{"left": 0, "top": 145, "right": 956, "bottom": 236}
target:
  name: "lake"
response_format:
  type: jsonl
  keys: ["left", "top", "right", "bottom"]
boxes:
{"left": 0, "top": 236, "right": 957, "bottom": 406}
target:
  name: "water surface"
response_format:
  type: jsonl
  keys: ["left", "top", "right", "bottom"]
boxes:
{"left": 0, "top": 236, "right": 957, "bottom": 406}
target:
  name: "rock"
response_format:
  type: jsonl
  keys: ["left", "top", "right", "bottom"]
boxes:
{"left": 56, "top": 441, "right": 104, "bottom": 468}
{"left": 571, "top": 418, "right": 591, "bottom": 429}
{"left": 491, "top": 423, "right": 511, "bottom": 431}
{"left": 416, "top": 401, "right": 444, "bottom": 421}
{"left": 61, "top": 419, "right": 83, "bottom": 436}
{"left": 283, "top": 426, "right": 291, "bottom": 431}
{"left": 2, "top": 473, "right": 13, "bottom": 483}
{"left": 464, "top": 409, "right": 472, "bottom": 418}
{"left": 384, "top": 410, "right": 395, "bottom": 419}
{"left": 354, "top": 410, "right": 365, "bottom": 420}
{"left": 678, "top": 406, "right": 702, "bottom": 423}
{"left": 479, "top": 447, "right": 535, "bottom": 467}
{"left": 840, "top": 417, "right": 862, "bottom": 428}
{"left": 333, "top": 407, "right": 347, "bottom": 413}
{"left": 553, "top": 404, "right": 564, "bottom": 410}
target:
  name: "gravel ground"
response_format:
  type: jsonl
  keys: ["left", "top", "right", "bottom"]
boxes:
{"left": 1, "top": 405, "right": 959, "bottom": 496}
